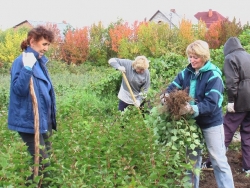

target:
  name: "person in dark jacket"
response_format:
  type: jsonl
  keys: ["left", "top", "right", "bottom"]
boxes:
{"left": 8, "top": 26, "right": 57, "bottom": 180}
{"left": 160, "top": 40, "right": 234, "bottom": 188}
{"left": 108, "top": 56, "right": 150, "bottom": 111}
{"left": 223, "top": 37, "right": 250, "bottom": 174}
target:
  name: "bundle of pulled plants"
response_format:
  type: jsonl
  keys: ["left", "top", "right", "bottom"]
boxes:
{"left": 160, "top": 89, "right": 194, "bottom": 120}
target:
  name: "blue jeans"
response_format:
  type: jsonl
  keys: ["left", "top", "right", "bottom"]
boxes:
{"left": 187, "top": 124, "right": 234, "bottom": 188}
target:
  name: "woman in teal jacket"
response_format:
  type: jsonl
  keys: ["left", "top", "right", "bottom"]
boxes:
{"left": 161, "top": 40, "right": 234, "bottom": 188}
{"left": 7, "top": 26, "right": 56, "bottom": 181}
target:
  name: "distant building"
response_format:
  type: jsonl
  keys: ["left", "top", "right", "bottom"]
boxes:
{"left": 13, "top": 20, "right": 71, "bottom": 39}
{"left": 149, "top": 9, "right": 182, "bottom": 28}
{"left": 194, "top": 9, "right": 226, "bottom": 28}
{"left": 148, "top": 9, "right": 197, "bottom": 28}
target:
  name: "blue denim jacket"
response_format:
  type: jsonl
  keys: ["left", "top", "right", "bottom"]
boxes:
{"left": 8, "top": 47, "right": 56, "bottom": 134}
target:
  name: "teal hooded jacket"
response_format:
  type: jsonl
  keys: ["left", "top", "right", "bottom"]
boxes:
{"left": 166, "top": 61, "right": 224, "bottom": 129}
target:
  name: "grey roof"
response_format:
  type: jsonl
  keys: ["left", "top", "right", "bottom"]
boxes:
{"left": 149, "top": 9, "right": 197, "bottom": 27}
{"left": 13, "top": 20, "right": 71, "bottom": 39}
{"left": 28, "top": 20, "right": 70, "bottom": 39}
{"left": 161, "top": 10, "right": 181, "bottom": 27}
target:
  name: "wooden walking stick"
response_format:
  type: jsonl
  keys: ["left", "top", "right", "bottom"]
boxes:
{"left": 122, "top": 72, "right": 141, "bottom": 113}
{"left": 29, "top": 77, "right": 40, "bottom": 178}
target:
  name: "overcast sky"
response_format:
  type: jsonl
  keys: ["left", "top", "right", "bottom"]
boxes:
{"left": 0, "top": 0, "right": 249, "bottom": 30}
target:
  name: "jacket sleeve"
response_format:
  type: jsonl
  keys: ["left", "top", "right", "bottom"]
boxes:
{"left": 108, "top": 58, "right": 130, "bottom": 69}
{"left": 223, "top": 57, "right": 239, "bottom": 102}
{"left": 197, "top": 76, "right": 224, "bottom": 115}
{"left": 11, "top": 56, "right": 33, "bottom": 97}
{"left": 166, "top": 71, "right": 184, "bottom": 93}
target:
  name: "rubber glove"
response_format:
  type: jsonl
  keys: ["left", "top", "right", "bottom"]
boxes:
{"left": 139, "top": 92, "right": 147, "bottom": 99}
{"left": 22, "top": 52, "right": 37, "bottom": 69}
{"left": 117, "top": 66, "right": 126, "bottom": 73}
{"left": 160, "top": 93, "right": 169, "bottom": 105}
{"left": 227, "top": 103, "right": 235, "bottom": 113}
{"left": 134, "top": 99, "right": 140, "bottom": 108}
{"left": 179, "top": 102, "right": 194, "bottom": 115}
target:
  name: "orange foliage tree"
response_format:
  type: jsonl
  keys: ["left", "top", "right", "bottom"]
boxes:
{"left": 205, "top": 20, "right": 222, "bottom": 49}
{"left": 61, "top": 27, "right": 89, "bottom": 65}
{"left": 116, "top": 21, "right": 145, "bottom": 58}
{"left": 109, "top": 22, "right": 134, "bottom": 53}
{"left": 178, "top": 18, "right": 194, "bottom": 45}
{"left": 205, "top": 18, "right": 242, "bottom": 49}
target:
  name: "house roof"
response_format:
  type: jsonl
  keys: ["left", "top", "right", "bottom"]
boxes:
{"left": 148, "top": 9, "right": 197, "bottom": 27}
{"left": 149, "top": 9, "right": 182, "bottom": 27}
{"left": 194, "top": 9, "right": 226, "bottom": 28}
{"left": 13, "top": 20, "right": 70, "bottom": 39}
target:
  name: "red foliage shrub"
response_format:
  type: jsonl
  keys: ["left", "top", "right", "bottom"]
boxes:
{"left": 61, "top": 27, "right": 89, "bottom": 65}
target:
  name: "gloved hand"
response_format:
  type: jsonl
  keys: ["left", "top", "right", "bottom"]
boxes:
{"left": 179, "top": 102, "right": 194, "bottom": 115}
{"left": 160, "top": 93, "right": 169, "bottom": 105}
{"left": 22, "top": 52, "right": 37, "bottom": 69}
{"left": 227, "top": 103, "right": 235, "bottom": 113}
{"left": 139, "top": 92, "right": 147, "bottom": 99}
{"left": 134, "top": 100, "right": 141, "bottom": 108}
{"left": 117, "top": 66, "right": 126, "bottom": 73}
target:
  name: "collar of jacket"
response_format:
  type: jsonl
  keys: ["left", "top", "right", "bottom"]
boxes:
{"left": 186, "top": 61, "right": 212, "bottom": 73}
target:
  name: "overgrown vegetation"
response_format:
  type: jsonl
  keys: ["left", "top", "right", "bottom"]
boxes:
{"left": 0, "top": 55, "right": 215, "bottom": 187}
{"left": 1, "top": 18, "right": 250, "bottom": 187}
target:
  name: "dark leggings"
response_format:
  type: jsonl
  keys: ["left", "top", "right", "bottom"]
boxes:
{"left": 118, "top": 99, "right": 150, "bottom": 115}
{"left": 118, "top": 100, "right": 131, "bottom": 111}
{"left": 18, "top": 124, "right": 52, "bottom": 170}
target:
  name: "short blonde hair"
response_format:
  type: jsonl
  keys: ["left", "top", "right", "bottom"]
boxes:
{"left": 132, "top": 56, "right": 150, "bottom": 69}
{"left": 186, "top": 40, "right": 210, "bottom": 62}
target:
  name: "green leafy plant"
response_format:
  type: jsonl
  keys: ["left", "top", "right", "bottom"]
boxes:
{"left": 144, "top": 90, "right": 203, "bottom": 187}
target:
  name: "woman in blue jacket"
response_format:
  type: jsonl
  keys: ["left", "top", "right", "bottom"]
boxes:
{"left": 8, "top": 26, "right": 57, "bottom": 180}
{"left": 161, "top": 40, "right": 234, "bottom": 188}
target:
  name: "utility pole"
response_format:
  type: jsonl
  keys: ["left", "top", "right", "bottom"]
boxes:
{"left": 169, "top": 12, "right": 172, "bottom": 29}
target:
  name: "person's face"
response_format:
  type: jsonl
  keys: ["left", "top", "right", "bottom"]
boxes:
{"left": 135, "top": 68, "right": 145, "bottom": 74}
{"left": 188, "top": 54, "right": 205, "bottom": 71}
{"left": 30, "top": 37, "right": 50, "bottom": 58}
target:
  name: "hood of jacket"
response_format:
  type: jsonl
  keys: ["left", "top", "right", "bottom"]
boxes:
{"left": 223, "top": 37, "right": 244, "bottom": 56}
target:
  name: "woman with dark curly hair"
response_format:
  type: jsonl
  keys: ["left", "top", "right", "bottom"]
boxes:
{"left": 8, "top": 25, "right": 57, "bottom": 183}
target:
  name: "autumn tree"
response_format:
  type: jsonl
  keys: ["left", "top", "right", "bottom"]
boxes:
{"left": 136, "top": 21, "right": 174, "bottom": 57}
{"left": 61, "top": 27, "right": 89, "bottom": 65}
{"left": 193, "top": 20, "right": 207, "bottom": 41}
{"left": 109, "top": 21, "right": 134, "bottom": 53}
{"left": 205, "top": 21, "right": 222, "bottom": 49}
{"left": 220, "top": 18, "right": 242, "bottom": 45}
{"left": 116, "top": 21, "right": 144, "bottom": 58}
{"left": 0, "top": 27, "right": 28, "bottom": 69}
{"left": 88, "top": 21, "right": 109, "bottom": 65}
{"left": 205, "top": 17, "right": 242, "bottom": 49}
{"left": 178, "top": 18, "right": 194, "bottom": 49}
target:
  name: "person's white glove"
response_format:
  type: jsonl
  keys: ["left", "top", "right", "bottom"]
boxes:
{"left": 160, "top": 93, "right": 169, "bottom": 105}
{"left": 179, "top": 102, "right": 194, "bottom": 115}
{"left": 227, "top": 103, "right": 235, "bottom": 113}
{"left": 117, "top": 66, "right": 126, "bottom": 73}
{"left": 22, "top": 52, "right": 37, "bottom": 68}
{"left": 134, "top": 100, "right": 140, "bottom": 108}
{"left": 139, "top": 92, "right": 147, "bottom": 99}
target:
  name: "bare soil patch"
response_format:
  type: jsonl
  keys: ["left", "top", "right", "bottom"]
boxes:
{"left": 200, "top": 149, "right": 250, "bottom": 188}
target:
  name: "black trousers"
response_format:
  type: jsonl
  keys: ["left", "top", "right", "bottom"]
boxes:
{"left": 18, "top": 124, "right": 52, "bottom": 170}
